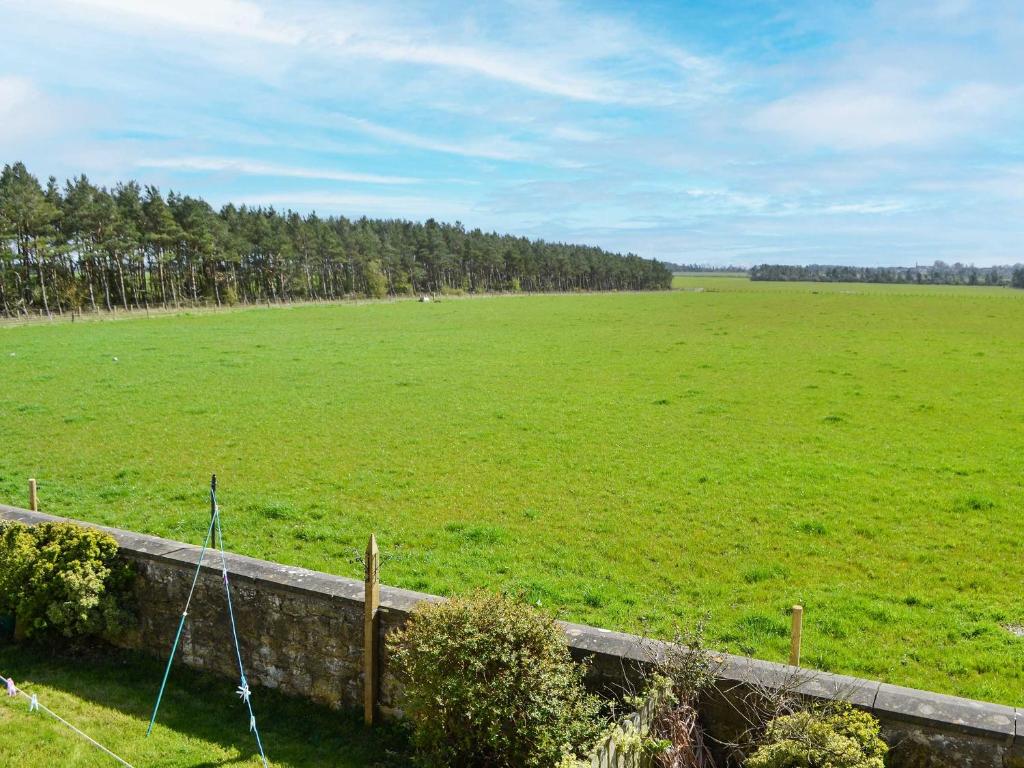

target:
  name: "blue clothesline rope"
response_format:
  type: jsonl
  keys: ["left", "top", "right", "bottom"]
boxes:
{"left": 146, "top": 475, "right": 270, "bottom": 767}
{"left": 214, "top": 487, "right": 269, "bottom": 767}
{"left": 145, "top": 508, "right": 215, "bottom": 737}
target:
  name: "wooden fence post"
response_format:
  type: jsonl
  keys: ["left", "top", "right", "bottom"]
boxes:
{"left": 789, "top": 605, "right": 803, "bottom": 667}
{"left": 28, "top": 478, "right": 37, "bottom": 512}
{"left": 363, "top": 533, "right": 380, "bottom": 725}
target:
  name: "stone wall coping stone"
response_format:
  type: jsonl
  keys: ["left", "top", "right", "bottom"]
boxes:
{"left": 1, "top": 504, "right": 1017, "bottom": 744}
{"left": 561, "top": 621, "right": 654, "bottom": 664}
{"left": 0, "top": 504, "right": 439, "bottom": 611}
{"left": 716, "top": 655, "right": 881, "bottom": 710}
{"left": 871, "top": 683, "right": 1016, "bottom": 741}
{"left": 0, "top": 505, "right": 187, "bottom": 558}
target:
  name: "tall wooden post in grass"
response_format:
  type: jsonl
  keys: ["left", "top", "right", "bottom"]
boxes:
{"left": 789, "top": 605, "right": 803, "bottom": 667}
{"left": 28, "top": 478, "right": 37, "bottom": 511}
{"left": 363, "top": 533, "right": 380, "bottom": 725}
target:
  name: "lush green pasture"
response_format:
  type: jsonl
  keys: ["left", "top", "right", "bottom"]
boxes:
{"left": 0, "top": 645, "right": 408, "bottom": 767}
{"left": 2, "top": 283, "right": 1023, "bottom": 705}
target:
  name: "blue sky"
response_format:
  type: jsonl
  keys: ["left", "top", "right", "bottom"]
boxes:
{"left": 1, "top": 0, "right": 1021, "bottom": 266}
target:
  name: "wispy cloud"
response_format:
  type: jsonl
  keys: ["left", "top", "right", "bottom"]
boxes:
{"left": 550, "top": 125, "right": 605, "bottom": 143}
{"left": 61, "top": 0, "right": 302, "bottom": 44}
{"left": 333, "top": 36, "right": 611, "bottom": 104}
{"left": 820, "top": 200, "right": 911, "bottom": 215}
{"left": 5, "top": 1, "right": 1024, "bottom": 265}
{"left": 752, "top": 80, "right": 1011, "bottom": 150}
{"left": 55, "top": 0, "right": 717, "bottom": 107}
{"left": 235, "top": 191, "right": 472, "bottom": 221}
{"left": 330, "top": 115, "right": 535, "bottom": 162}
{"left": 684, "top": 188, "right": 771, "bottom": 213}
{"left": 136, "top": 156, "right": 420, "bottom": 185}
{"left": 0, "top": 76, "right": 55, "bottom": 144}
{"left": 332, "top": 34, "right": 698, "bottom": 106}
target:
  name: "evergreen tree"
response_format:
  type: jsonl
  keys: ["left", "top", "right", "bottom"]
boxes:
{"left": 0, "top": 162, "right": 673, "bottom": 316}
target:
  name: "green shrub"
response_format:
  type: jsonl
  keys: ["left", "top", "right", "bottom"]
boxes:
{"left": 746, "top": 703, "right": 887, "bottom": 768}
{"left": 388, "top": 591, "right": 603, "bottom": 768}
{"left": 0, "top": 521, "right": 134, "bottom": 639}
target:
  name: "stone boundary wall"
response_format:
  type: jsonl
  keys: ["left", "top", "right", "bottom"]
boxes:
{"left": 1, "top": 505, "right": 1020, "bottom": 767}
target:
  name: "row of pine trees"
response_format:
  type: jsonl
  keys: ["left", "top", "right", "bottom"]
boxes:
{"left": 0, "top": 162, "right": 672, "bottom": 317}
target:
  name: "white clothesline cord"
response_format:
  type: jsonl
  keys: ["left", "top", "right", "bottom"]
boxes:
{"left": 2, "top": 673, "right": 136, "bottom": 768}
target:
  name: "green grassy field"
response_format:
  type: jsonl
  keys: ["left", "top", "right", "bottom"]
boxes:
{"left": 2, "top": 281, "right": 1023, "bottom": 705}
{"left": 0, "top": 645, "right": 408, "bottom": 767}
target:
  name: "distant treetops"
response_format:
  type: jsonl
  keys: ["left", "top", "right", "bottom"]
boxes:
{"left": 0, "top": 162, "right": 672, "bottom": 317}
{"left": 751, "top": 262, "right": 1024, "bottom": 288}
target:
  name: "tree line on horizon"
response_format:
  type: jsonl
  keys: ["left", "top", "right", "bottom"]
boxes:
{"left": 750, "top": 262, "right": 1024, "bottom": 288}
{"left": 0, "top": 162, "right": 672, "bottom": 317}
{"left": 664, "top": 262, "right": 748, "bottom": 273}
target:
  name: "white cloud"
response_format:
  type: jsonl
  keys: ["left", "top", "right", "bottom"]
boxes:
{"left": 913, "top": 165, "right": 1024, "bottom": 202}
{"left": 874, "top": 0, "right": 974, "bottom": 22}
{"left": 61, "top": 0, "right": 302, "bottom": 44}
{"left": 235, "top": 191, "right": 472, "bottom": 221}
{"left": 323, "top": 3, "right": 720, "bottom": 106}
{"left": 0, "top": 76, "right": 53, "bottom": 144}
{"left": 331, "top": 115, "right": 535, "bottom": 161}
{"left": 334, "top": 35, "right": 670, "bottom": 106}
{"left": 685, "top": 188, "right": 771, "bottom": 212}
{"left": 820, "top": 200, "right": 910, "bottom": 215}
{"left": 9, "top": 1, "right": 1023, "bottom": 267}
{"left": 52, "top": 0, "right": 717, "bottom": 106}
{"left": 550, "top": 125, "right": 605, "bottom": 143}
{"left": 752, "top": 81, "right": 1010, "bottom": 150}
{"left": 136, "top": 156, "right": 420, "bottom": 184}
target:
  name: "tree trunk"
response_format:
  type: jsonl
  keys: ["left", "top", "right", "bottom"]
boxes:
{"left": 116, "top": 258, "right": 129, "bottom": 311}
{"left": 158, "top": 257, "right": 167, "bottom": 306}
{"left": 0, "top": 268, "right": 11, "bottom": 316}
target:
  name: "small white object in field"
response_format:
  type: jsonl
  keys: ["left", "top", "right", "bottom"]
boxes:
{"left": 112, "top": 357, "right": 119, "bottom": 362}
{"left": 9, "top": 352, "right": 14, "bottom": 357}
{"left": 419, "top": 295, "right": 431, "bottom": 302}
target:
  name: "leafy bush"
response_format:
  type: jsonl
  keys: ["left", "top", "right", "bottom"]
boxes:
{"left": 0, "top": 521, "right": 134, "bottom": 639}
{"left": 745, "top": 704, "right": 887, "bottom": 768}
{"left": 388, "top": 591, "right": 603, "bottom": 768}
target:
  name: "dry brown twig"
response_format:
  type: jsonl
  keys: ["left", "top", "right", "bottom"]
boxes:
{"left": 634, "top": 615, "right": 871, "bottom": 767}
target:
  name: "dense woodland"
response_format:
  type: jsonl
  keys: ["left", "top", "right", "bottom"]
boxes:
{"left": 751, "top": 262, "right": 1024, "bottom": 287}
{"left": 0, "top": 162, "right": 672, "bottom": 317}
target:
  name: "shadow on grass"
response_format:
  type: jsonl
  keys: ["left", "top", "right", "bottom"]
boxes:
{"left": 0, "top": 641, "right": 410, "bottom": 768}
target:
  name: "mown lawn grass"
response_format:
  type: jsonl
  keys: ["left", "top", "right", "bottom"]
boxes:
{"left": 1, "top": 281, "right": 1022, "bottom": 704}
{"left": 0, "top": 644, "right": 409, "bottom": 766}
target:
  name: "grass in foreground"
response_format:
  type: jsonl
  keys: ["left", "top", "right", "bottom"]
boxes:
{"left": 0, "top": 643, "right": 409, "bottom": 767}
{"left": 1, "top": 282, "right": 1022, "bottom": 704}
